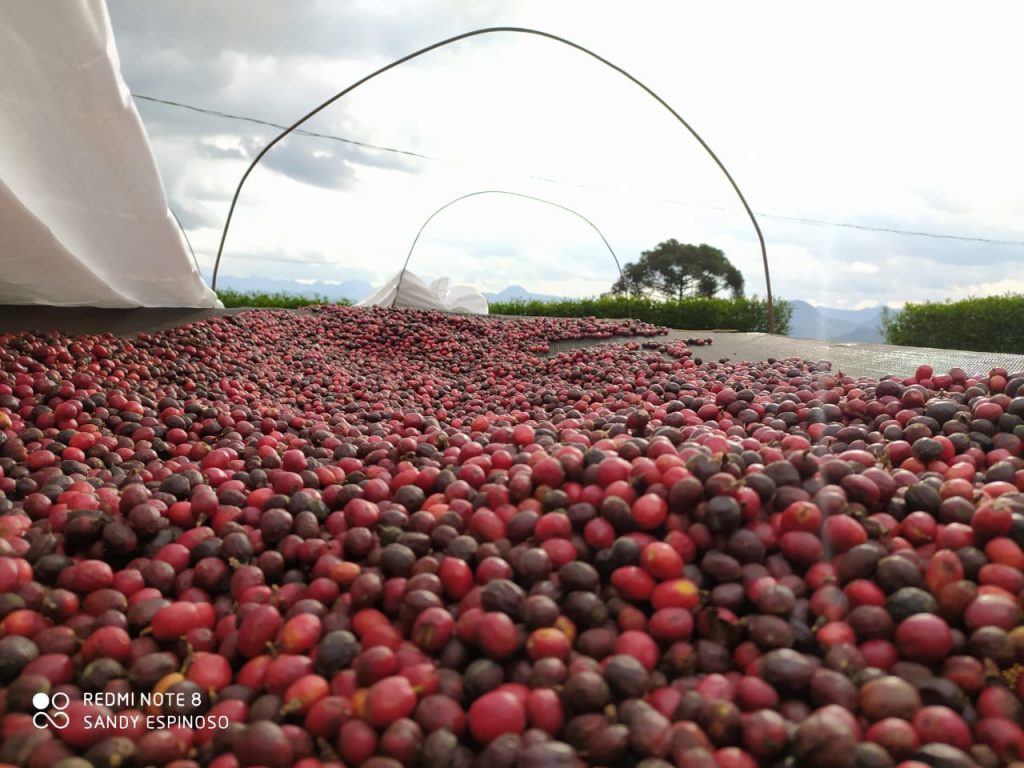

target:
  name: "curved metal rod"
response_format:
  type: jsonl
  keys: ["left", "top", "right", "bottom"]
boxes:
{"left": 393, "top": 189, "right": 623, "bottom": 309}
{"left": 170, "top": 206, "right": 202, "bottom": 275}
{"left": 211, "top": 26, "right": 775, "bottom": 333}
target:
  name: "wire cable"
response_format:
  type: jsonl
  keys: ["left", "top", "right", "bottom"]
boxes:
{"left": 755, "top": 213, "right": 1024, "bottom": 246}
{"left": 135, "top": 92, "right": 1024, "bottom": 249}
{"left": 134, "top": 93, "right": 440, "bottom": 162}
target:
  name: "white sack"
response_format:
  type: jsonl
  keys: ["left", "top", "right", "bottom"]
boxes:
{"left": 358, "top": 271, "right": 489, "bottom": 314}
{"left": 0, "top": 1, "right": 218, "bottom": 308}
{"left": 430, "top": 278, "right": 490, "bottom": 315}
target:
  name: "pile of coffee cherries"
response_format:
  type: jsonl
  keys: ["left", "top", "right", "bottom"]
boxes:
{"left": 0, "top": 306, "right": 1022, "bottom": 768}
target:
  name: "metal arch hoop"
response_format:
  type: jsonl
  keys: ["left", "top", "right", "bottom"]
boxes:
{"left": 211, "top": 26, "right": 776, "bottom": 333}
{"left": 170, "top": 207, "right": 202, "bottom": 275}
{"left": 394, "top": 189, "right": 623, "bottom": 309}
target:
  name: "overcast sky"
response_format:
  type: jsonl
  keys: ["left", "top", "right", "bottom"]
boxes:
{"left": 108, "top": 1, "right": 1024, "bottom": 308}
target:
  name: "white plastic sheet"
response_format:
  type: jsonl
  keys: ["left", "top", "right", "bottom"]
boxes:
{"left": 428, "top": 277, "right": 490, "bottom": 315}
{"left": 358, "top": 271, "right": 489, "bottom": 314}
{"left": 0, "top": 1, "right": 218, "bottom": 308}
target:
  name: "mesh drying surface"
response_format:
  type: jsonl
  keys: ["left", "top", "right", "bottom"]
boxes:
{"left": 546, "top": 330, "right": 1024, "bottom": 380}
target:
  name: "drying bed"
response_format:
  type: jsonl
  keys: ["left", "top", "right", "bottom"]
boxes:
{"left": 0, "top": 305, "right": 1022, "bottom": 767}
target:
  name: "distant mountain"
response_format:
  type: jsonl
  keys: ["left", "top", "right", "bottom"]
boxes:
{"left": 217, "top": 276, "right": 373, "bottom": 302}
{"left": 788, "top": 300, "right": 885, "bottom": 343}
{"left": 482, "top": 285, "right": 567, "bottom": 303}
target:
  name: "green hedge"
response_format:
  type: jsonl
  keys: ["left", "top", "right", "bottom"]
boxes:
{"left": 489, "top": 295, "right": 791, "bottom": 335}
{"left": 882, "top": 294, "right": 1024, "bottom": 353}
{"left": 217, "top": 289, "right": 352, "bottom": 309}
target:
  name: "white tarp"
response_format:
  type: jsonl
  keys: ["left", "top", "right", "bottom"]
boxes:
{"left": 0, "top": 1, "right": 218, "bottom": 308}
{"left": 358, "top": 271, "right": 489, "bottom": 314}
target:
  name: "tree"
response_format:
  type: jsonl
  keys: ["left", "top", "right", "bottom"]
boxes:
{"left": 611, "top": 240, "right": 745, "bottom": 301}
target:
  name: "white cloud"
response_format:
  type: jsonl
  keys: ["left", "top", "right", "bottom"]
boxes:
{"left": 108, "top": 0, "right": 1024, "bottom": 306}
{"left": 951, "top": 277, "right": 1024, "bottom": 298}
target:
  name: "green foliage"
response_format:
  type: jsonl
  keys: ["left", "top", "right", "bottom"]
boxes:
{"left": 491, "top": 295, "right": 790, "bottom": 335}
{"left": 881, "top": 294, "right": 1024, "bottom": 353}
{"left": 611, "top": 240, "right": 745, "bottom": 300}
{"left": 216, "top": 289, "right": 352, "bottom": 309}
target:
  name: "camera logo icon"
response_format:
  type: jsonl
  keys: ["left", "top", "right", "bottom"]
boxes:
{"left": 32, "top": 692, "right": 70, "bottom": 729}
